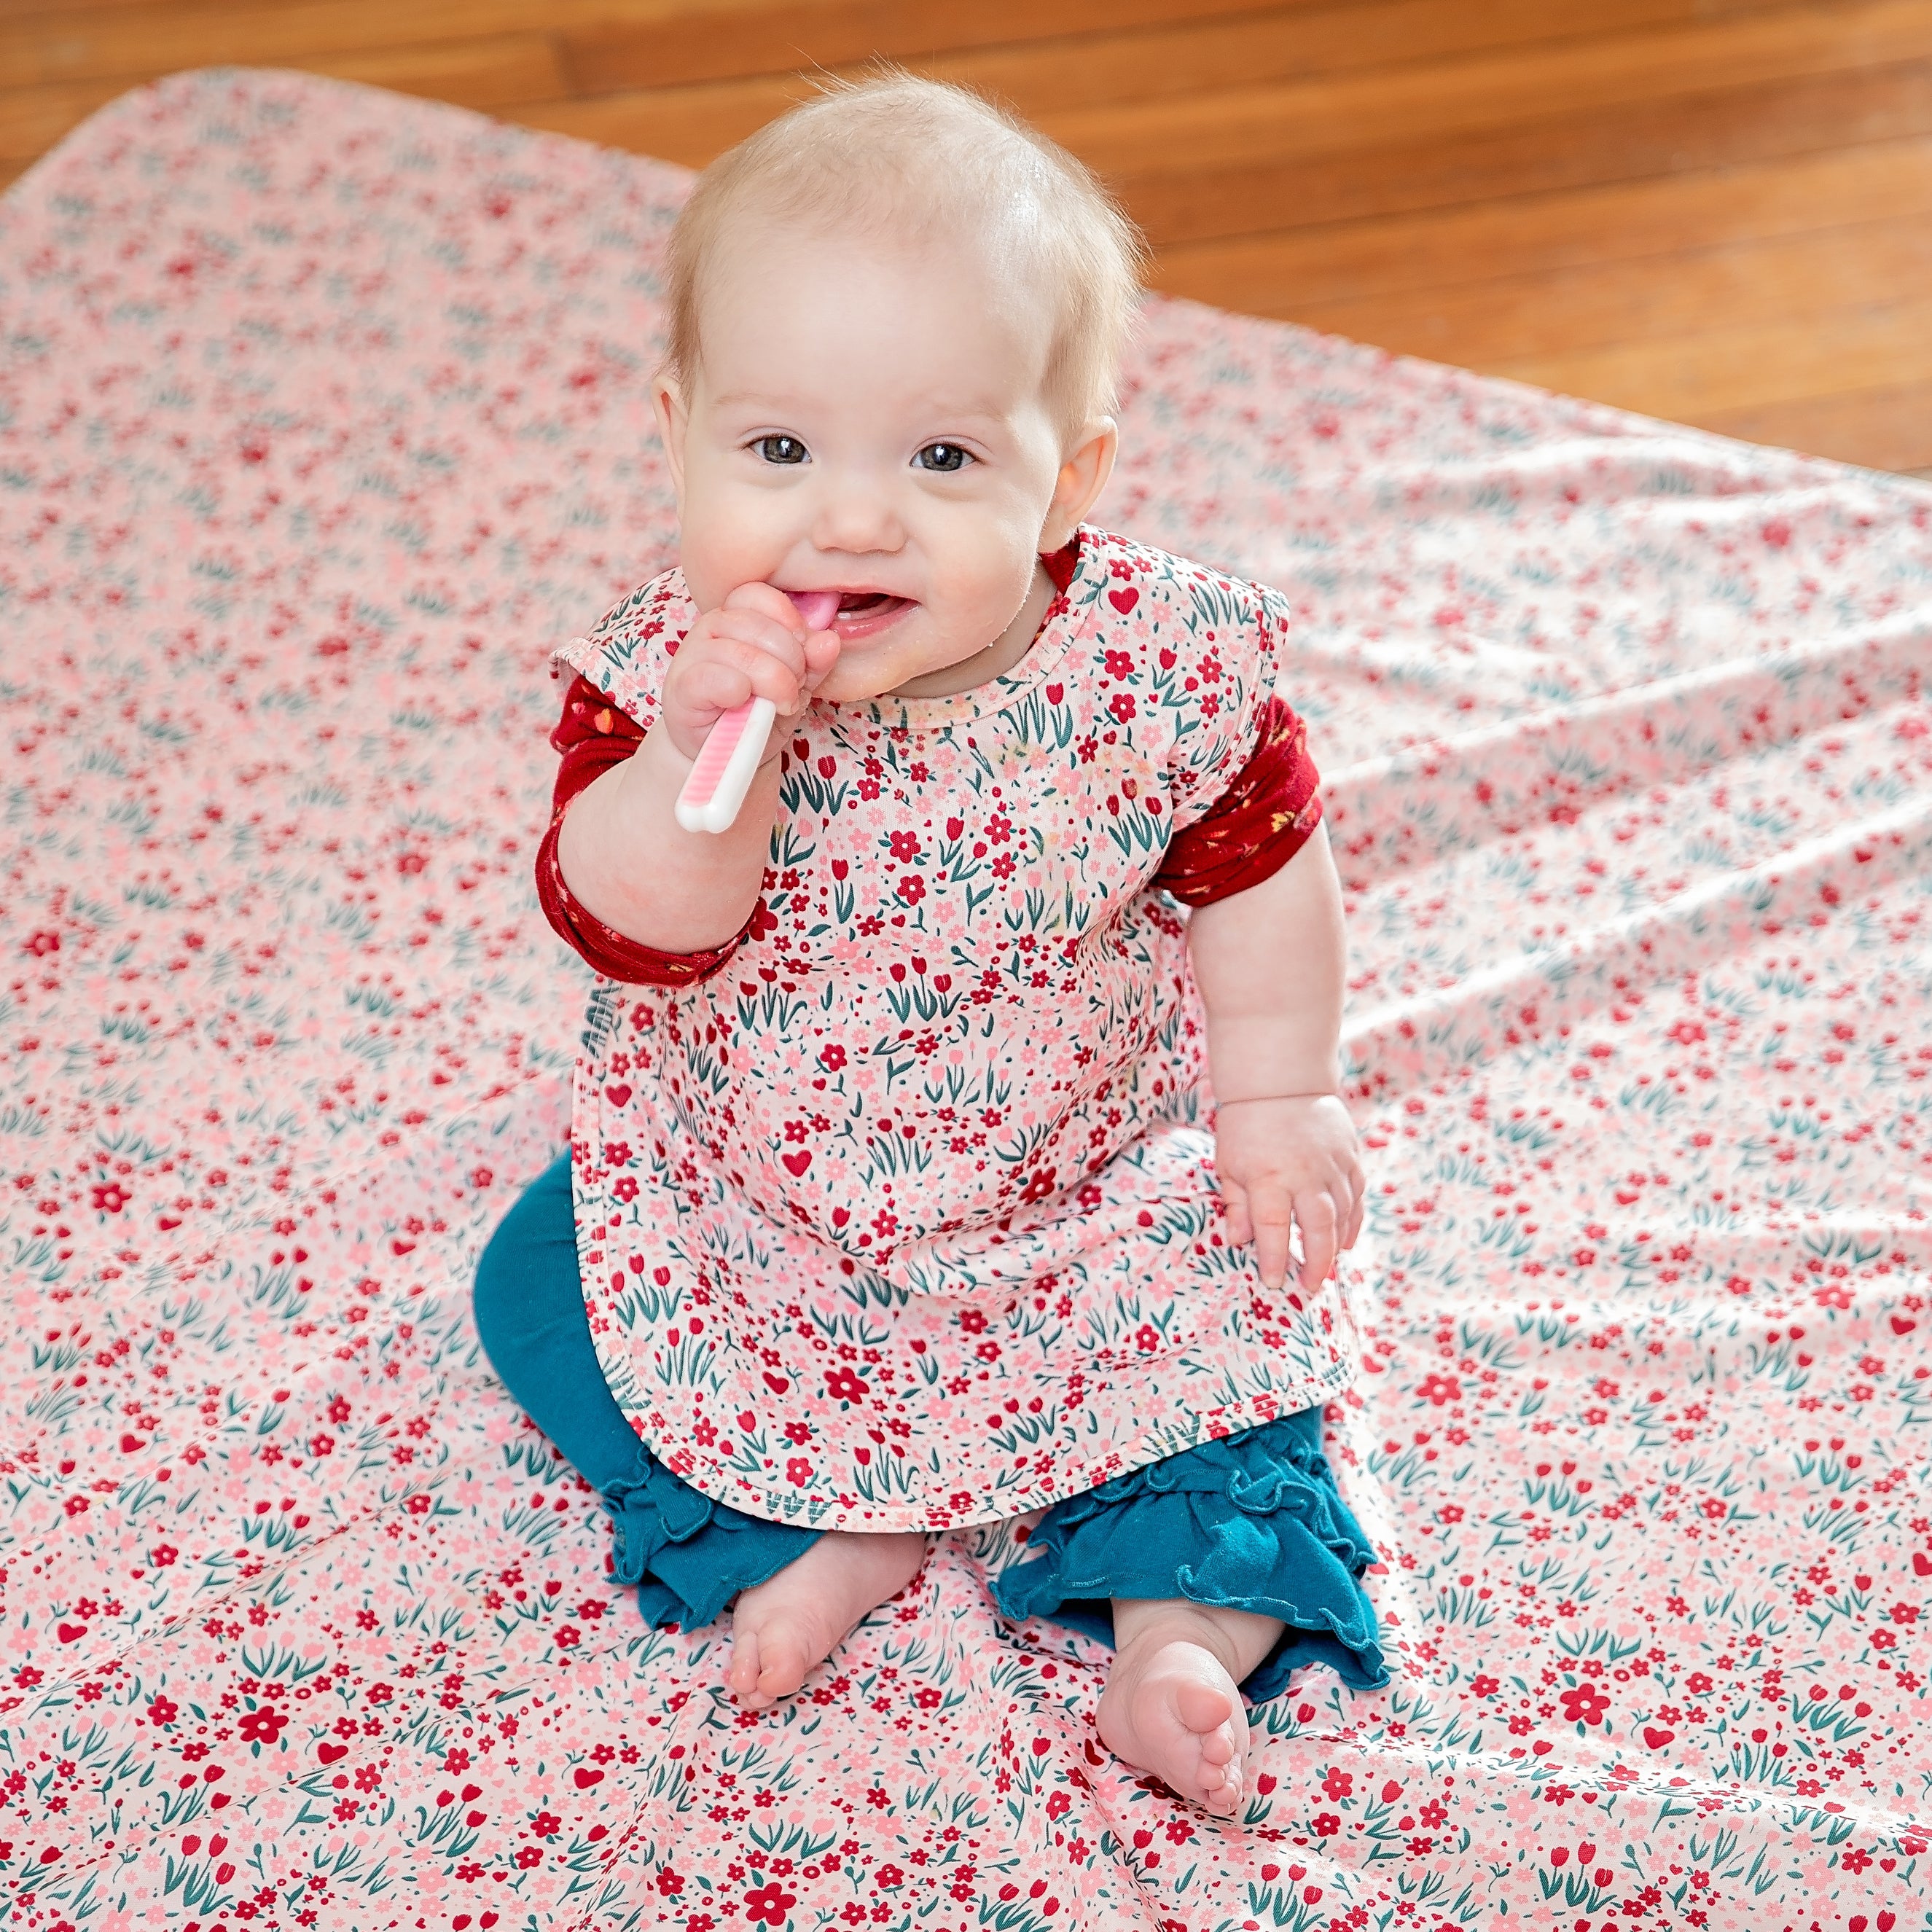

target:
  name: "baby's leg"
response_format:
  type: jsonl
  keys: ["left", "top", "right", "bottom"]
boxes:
{"left": 1098, "top": 1599, "right": 1283, "bottom": 1813}
{"left": 728, "top": 1530, "right": 928, "bottom": 1710}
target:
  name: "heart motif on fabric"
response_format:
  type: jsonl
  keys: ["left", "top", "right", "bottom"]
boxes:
{"left": 574, "top": 1766, "right": 604, "bottom": 1789}
{"left": 1891, "top": 1315, "right": 1917, "bottom": 1334}
{"left": 605, "top": 1083, "right": 632, "bottom": 1108}
{"left": 318, "top": 1743, "right": 348, "bottom": 1762}
{"left": 1107, "top": 586, "right": 1138, "bottom": 615}
{"left": 781, "top": 1150, "right": 811, "bottom": 1176}
{"left": 120, "top": 1434, "right": 143, "bottom": 1453}
{"left": 1913, "top": 1552, "right": 1931, "bottom": 1576}
{"left": 56, "top": 1622, "right": 86, "bottom": 1642}
{"left": 1642, "top": 1726, "right": 1675, "bottom": 1749}
{"left": 762, "top": 1372, "right": 789, "bottom": 1395}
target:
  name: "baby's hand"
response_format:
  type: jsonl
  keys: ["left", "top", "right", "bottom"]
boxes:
{"left": 1213, "top": 1093, "right": 1364, "bottom": 1291}
{"left": 658, "top": 583, "right": 840, "bottom": 765}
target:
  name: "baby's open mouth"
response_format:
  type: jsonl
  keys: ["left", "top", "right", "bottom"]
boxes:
{"left": 824, "top": 591, "right": 915, "bottom": 635}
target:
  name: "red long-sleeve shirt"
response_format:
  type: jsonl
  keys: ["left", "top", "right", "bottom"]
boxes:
{"left": 536, "top": 546, "right": 1323, "bottom": 986}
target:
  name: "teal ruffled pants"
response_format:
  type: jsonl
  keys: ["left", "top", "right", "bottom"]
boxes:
{"left": 473, "top": 1152, "right": 1385, "bottom": 1703}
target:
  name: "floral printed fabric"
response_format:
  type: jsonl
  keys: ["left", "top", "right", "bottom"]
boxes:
{"left": 552, "top": 536, "right": 1357, "bottom": 1530}
{"left": 1, "top": 65, "right": 1929, "bottom": 1932}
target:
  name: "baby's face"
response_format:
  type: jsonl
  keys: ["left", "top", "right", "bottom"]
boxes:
{"left": 659, "top": 219, "right": 1098, "bottom": 702}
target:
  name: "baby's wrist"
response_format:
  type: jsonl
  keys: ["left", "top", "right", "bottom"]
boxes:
{"left": 1216, "top": 1090, "right": 1337, "bottom": 1107}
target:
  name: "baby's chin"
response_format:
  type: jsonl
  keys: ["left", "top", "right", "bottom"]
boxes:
{"left": 817, "top": 636, "right": 996, "bottom": 705}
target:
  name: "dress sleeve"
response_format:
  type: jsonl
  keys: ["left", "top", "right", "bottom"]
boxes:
{"left": 534, "top": 674, "right": 752, "bottom": 986}
{"left": 1151, "top": 574, "right": 1323, "bottom": 904}
{"left": 1152, "top": 693, "right": 1323, "bottom": 906}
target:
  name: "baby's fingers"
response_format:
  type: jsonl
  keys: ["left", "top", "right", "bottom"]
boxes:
{"left": 1294, "top": 1188, "right": 1342, "bottom": 1289}
{"left": 1220, "top": 1178, "right": 1254, "bottom": 1253}
{"left": 1245, "top": 1184, "right": 1297, "bottom": 1291}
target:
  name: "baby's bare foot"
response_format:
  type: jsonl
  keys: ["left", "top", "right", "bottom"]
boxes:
{"left": 727, "top": 1530, "right": 928, "bottom": 1711}
{"left": 1098, "top": 1609, "right": 1256, "bottom": 1814}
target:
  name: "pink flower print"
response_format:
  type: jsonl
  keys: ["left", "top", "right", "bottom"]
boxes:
{"left": 1560, "top": 1684, "right": 1609, "bottom": 1726}
{"left": 238, "top": 1705, "right": 286, "bottom": 1745}
{"left": 745, "top": 1884, "right": 797, "bottom": 1927}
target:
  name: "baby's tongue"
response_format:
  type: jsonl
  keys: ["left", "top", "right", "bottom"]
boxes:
{"left": 787, "top": 590, "right": 842, "bottom": 631}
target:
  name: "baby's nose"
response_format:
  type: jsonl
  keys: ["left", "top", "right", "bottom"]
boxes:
{"left": 811, "top": 478, "right": 906, "bottom": 555}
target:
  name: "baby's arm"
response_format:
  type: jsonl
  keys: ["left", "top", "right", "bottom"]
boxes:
{"left": 1186, "top": 820, "right": 1364, "bottom": 1289}
{"left": 557, "top": 585, "right": 838, "bottom": 953}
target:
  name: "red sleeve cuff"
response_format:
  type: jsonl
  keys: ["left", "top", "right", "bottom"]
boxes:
{"left": 1154, "top": 695, "right": 1323, "bottom": 907}
{"left": 535, "top": 675, "right": 750, "bottom": 987}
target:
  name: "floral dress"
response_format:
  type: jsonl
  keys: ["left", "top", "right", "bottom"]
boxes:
{"left": 544, "top": 527, "right": 1362, "bottom": 1534}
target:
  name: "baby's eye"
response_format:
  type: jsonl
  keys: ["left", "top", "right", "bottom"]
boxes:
{"left": 915, "top": 442, "right": 971, "bottom": 473}
{"left": 753, "top": 435, "right": 808, "bottom": 466}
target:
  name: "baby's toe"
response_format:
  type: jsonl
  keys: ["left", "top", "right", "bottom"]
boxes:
{"left": 728, "top": 1629, "right": 772, "bottom": 1708}
{"left": 754, "top": 1627, "right": 811, "bottom": 1702}
{"left": 1174, "top": 1676, "right": 1235, "bottom": 1740}
{"left": 1198, "top": 1721, "right": 1237, "bottom": 1767}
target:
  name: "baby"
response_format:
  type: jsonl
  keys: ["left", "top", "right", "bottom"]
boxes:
{"left": 475, "top": 73, "right": 1383, "bottom": 1815}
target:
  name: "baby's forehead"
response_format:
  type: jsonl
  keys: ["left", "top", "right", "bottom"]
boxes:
{"left": 695, "top": 209, "right": 1058, "bottom": 367}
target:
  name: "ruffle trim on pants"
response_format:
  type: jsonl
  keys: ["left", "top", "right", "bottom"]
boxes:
{"left": 604, "top": 1458, "right": 819, "bottom": 1631}
{"left": 990, "top": 1407, "right": 1386, "bottom": 1705}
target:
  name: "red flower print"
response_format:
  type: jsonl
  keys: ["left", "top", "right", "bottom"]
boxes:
{"left": 785, "top": 1458, "right": 812, "bottom": 1486}
{"left": 90, "top": 1181, "right": 129, "bottom": 1213}
{"left": 888, "top": 830, "right": 920, "bottom": 861}
{"left": 1560, "top": 1685, "right": 1609, "bottom": 1726}
{"left": 1417, "top": 1372, "right": 1461, "bottom": 1406}
{"left": 1312, "top": 1812, "right": 1341, "bottom": 1836}
{"left": 896, "top": 875, "right": 924, "bottom": 904}
{"left": 1108, "top": 692, "right": 1135, "bottom": 724}
{"left": 238, "top": 1705, "right": 286, "bottom": 1745}
{"left": 1103, "top": 649, "right": 1133, "bottom": 679}
{"left": 146, "top": 1696, "right": 177, "bottom": 1726}
{"left": 743, "top": 1882, "right": 797, "bottom": 1926}
{"left": 23, "top": 929, "right": 59, "bottom": 957}
{"left": 825, "top": 1366, "right": 868, "bottom": 1401}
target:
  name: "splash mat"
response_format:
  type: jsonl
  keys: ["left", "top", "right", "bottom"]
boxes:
{"left": 1, "top": 66, "right": 1928, "bottom": 1932}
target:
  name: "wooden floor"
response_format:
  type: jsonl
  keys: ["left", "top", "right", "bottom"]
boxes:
{"left": 4, "top": 0, "right": 1931, "bottom": 476}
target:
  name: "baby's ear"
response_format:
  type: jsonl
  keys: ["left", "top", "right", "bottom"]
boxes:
{"left": 1041, "top": 417, "right": 1117, "bottom": 550}
{"left": 652, "top": 373, "right": 692, "bottom": 494}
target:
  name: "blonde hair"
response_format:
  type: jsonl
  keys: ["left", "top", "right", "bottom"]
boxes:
{"left": 662, "top": 71, "right": 1146, "bottom": 440}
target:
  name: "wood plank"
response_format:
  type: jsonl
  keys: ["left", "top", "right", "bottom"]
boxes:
{"left": 0, "top": 79, "right": 128, "bottom": 165}
{"left": 1496, "top": 289, "right": 1932, "bottom": 418}
{"left": 1150, "top": 132, "right": 1932, "bottom": 309}
{"left": 1114, "top": 52, "right": 1932, "bottom": 245}
{"left": 300, "top": 33, "right": 569, "bottom": 113}
{"left": 0, "top": 0, "right": 770, "bottom": 87}
{"left": 504, "top": 74, "right": 802, "bottom": 168}
{"left": 1279, "top": 211, "right": 1932, "bottom": 369}
{"left": 1702, "top": 380, "right": 1932, "bottom": 470}
{"left": 1036, "top": 0, "right": 1932, "bottom": 176}
{"left": 0, "top": 37, "right": 571, "bottom": 162}
{"left": 561, "top": 0, "right": 1770, "bottom": 104}
{"left": 562, "top": 0, "right": 1312, "bottom": 95}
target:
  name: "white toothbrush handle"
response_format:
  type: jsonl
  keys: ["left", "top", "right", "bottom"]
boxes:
{"left": 674, "top": 696, "right": 777, "bottom": 834}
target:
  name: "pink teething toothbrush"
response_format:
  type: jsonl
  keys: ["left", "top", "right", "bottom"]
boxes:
{"left": 674, "top": 590, "right": 841, "bottom": 834}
